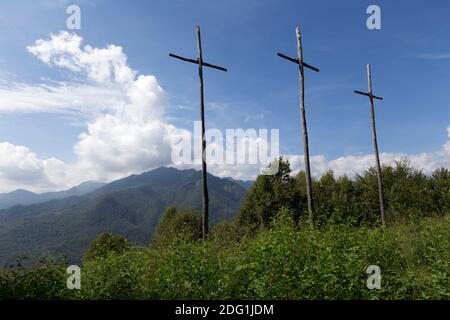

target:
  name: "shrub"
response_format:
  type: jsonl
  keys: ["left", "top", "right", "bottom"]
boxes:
{"left": 79, "top": 249, "right": 154, "bottom": 300}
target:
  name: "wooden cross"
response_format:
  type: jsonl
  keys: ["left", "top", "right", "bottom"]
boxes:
{"left": 277, "top": 26, "right": 319, "bottom": 225}
{"left": 169, "top": 26, "right": 227, "bottom": 240}
{"left": 354, "top": 64, "right": 386, "bottom": 226}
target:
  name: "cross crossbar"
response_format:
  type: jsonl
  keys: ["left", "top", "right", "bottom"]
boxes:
{"left": 277, "top": 52, "right": 320, "bottom": 72}
{"left": 354, "top": 90, "right": 383, "bottom": 100}
{"left": 169, "top": 53, "right": 227, "bottom": 72}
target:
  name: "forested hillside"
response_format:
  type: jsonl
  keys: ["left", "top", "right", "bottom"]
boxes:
{"left": 0, "top": 167, "right": 247, "bottom": 266}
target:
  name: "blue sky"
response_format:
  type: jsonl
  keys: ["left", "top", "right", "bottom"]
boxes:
{"left": 0, "top": 0, "right": 449, "bottom": 192}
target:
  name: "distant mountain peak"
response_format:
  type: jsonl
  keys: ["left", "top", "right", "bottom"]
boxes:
{"left": 0, "top": 181, "right": 105, "bottom": 210}
{"left": 8, "top": 189, "right": 37, "bottom": 196}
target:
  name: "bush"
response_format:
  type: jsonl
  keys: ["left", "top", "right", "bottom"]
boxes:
{"left": 79, "top": 249, "right": 154, "bottom": 300}
{"left": 219, "top": 212, "right": 450, "bottom": 299}
{"left": 0, "top": 259, "right": 70, "bottom": 300}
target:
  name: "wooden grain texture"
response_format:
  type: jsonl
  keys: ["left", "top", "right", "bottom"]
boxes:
{"left": 367, "top": 64, "right": 386, "bottom": 226}
{"left": 354, "top": 90, "right": 383, "bottom": 100}
{"left": 277, "top": 52, "right": 320, "bottom": 72}
{"left": 296, "top": 26, "right": 314, "bottom": 225}
{"left": 169, "top": 54, "right": 227, "bottom": 72}
{"left": 196, "top": 25, "right": 210, "bottom": 239}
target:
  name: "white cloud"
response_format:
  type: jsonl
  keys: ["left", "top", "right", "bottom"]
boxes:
{"left": 28, "top": 32, "right": 136, "bottom": 86}
{"left": 444, "top": 127, "right": 450, "bottom": 154}
{"left": 416, "top": 53, "right": 450, "bottom": 60}
{"left": 0, "top": 31, "right": 187, "bottom": 192}
{"left": 287, "top": 128, "right": 450, "bottom": 179}
{"left": 0, "top": 142, "right": 68, "bottom": 192}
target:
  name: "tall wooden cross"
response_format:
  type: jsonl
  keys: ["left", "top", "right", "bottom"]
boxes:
{"left": 169, "top": 26, "right": 227, "bottom": 240}
{"left": 354, "top": 64, "right": 386, "bottom": 226}
{"left": 277, "top": 26, "right": 319, "bottom": 225}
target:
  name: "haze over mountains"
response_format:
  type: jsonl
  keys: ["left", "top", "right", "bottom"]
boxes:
{"left": 0, "top": 181, "right": 106, "bottom": 210}
{"left": 0, "top": 167, "right": 250, "bottom": 266}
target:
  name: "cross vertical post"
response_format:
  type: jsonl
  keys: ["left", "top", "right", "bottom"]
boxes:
{"left": 169, "top": 26, "right": 227, "bottom": 240}
{"left": 354, "top": 64, "right": 386, "bottom": 226}
{"left": 196, "top": 26, "right": 209, "bottom": 240}
{"left": 277, "top": 26, "right": 319, "bottom": 226}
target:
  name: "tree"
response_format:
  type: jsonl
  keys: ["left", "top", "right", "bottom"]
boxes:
{"left": 152, "top": 207, "right": 202, "bottom": 248}
{"left": 83, "top": 233, "right": 130, "bottom": 262}
{"left": 429, "top": 167, "right": 450, "bottom": 215}
{"left": 311, "top": 171, "right": 357, "bottom": 225}
{"left": 382, "top": 159, "right": 431, "bottom": 220}
{"left": 234, "top": 157, "right": 301, "bottom": 235}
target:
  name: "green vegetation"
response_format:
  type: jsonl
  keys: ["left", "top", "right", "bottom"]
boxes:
{"left": 83, "top": 233, "right": 130, "bottom": 262}
{"left": 0, "top": 159, "right": 449, "bottom": 300}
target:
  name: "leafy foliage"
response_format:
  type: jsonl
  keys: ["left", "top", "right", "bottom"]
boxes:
{"left": 4, "top": 211, "right": 448, "bottom": 300}
{"left": 152, "top": 207, "right": 202, "bottom": 249}
{"left": 0, "top": 259, "right": 73, "bottom": 300}
{"left": 83, "top": 233, "right": 130, "bottom": 262}
{"left": 79, "top": 250, "right": 154, "bottom": 300}
{"left": 235, "top": 158, "right": 302, "bottom": 235}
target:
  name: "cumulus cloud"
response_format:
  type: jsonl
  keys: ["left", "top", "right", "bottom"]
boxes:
{"left": 27, "top": 32, "right": 188, "bottom": 184}
{"left": 0, "top": 142, "right": 68, "bottom": 191}
{"left": 28, "top": 32, "right": 136, "bottom": 86}
{"left": 0, "top": 31, "right": 187, "bottom": 192}
{"left": 287, "top": 127, "right": 450, "bottom": 179}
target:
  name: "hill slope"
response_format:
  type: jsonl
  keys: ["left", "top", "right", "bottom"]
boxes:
{"left": 0, "top": 167, "right": 247, "bottom": 266}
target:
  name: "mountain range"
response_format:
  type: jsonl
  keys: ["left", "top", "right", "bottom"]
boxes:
{"left": 0, "top": 167, "right": 250, "bottom": 266}
{"left": 0, "top": 181, "right": 106, "bottom": 210}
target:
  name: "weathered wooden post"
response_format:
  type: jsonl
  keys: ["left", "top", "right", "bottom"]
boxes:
{"left": 354, "top": 64, "right": 386, "bottom": 226}
{"left": 169, "top": 26, "right": 227, "bottom": 240}
{"left": 277, "top": 26, "right": 319, "bottom": 226}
